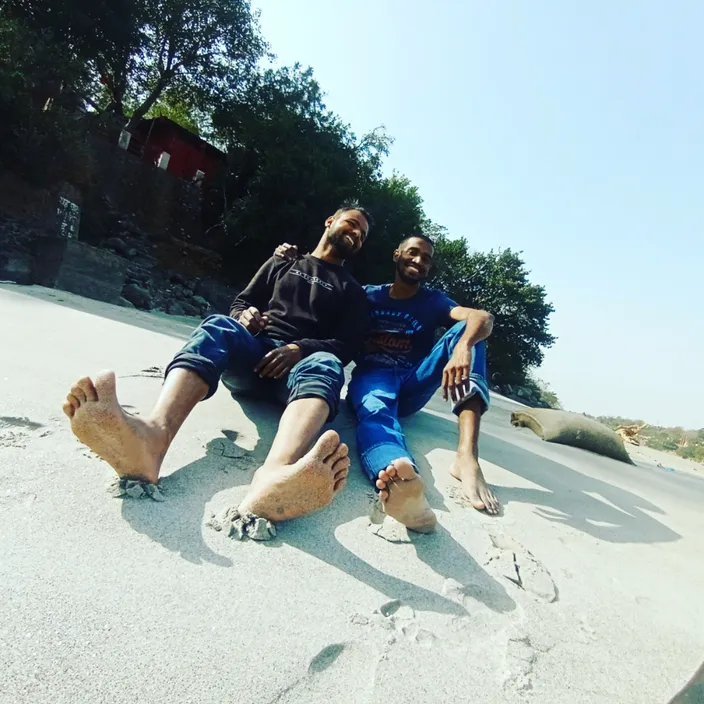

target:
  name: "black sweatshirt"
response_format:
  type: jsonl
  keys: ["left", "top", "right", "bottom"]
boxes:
{"left": 229, "top": 255, "right": 368, "bottom": 365}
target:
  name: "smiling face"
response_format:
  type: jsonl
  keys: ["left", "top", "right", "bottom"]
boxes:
{"left": 324, "top": 209, "right": 369, "bottom": 258}
{"left": 393, "top": 236, "right": 434, "bottom": 284}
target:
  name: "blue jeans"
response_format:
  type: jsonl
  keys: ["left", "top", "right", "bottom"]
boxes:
{"left": 164, "top": 315, "right": 345, "bottom": 421}
{"left": 347, "top": 322, "right": 490, "bottom": 484}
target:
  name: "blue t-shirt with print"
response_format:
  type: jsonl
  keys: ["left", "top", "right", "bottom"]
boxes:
{"left": 358, "top": 284, "right": 458, "bottom": 368}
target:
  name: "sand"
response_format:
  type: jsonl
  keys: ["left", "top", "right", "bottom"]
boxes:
{"left": 1, "top": 282, "right": 704, "bottom": 704}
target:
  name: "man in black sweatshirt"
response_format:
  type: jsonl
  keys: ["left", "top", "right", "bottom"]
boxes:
{"left": 61, "top": 203, "right": 371, "bottom": 530}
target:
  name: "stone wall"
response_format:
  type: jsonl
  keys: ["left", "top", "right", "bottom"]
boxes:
{"left": 81, "top": 134, "right": 202, "bottom": 244}
{"left": 0, "top": 130, "right": 239, "bottom": 313}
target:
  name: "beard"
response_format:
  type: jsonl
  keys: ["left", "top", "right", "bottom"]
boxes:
{"left": 396, "top": 258, "right": 427, "bottom": 284}
{"left": 326, "top": 228, "right": 357, "bottom": 257}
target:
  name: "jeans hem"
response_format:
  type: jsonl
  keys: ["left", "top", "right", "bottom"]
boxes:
{"left": 165, "top": 354, "right": 219, "bottom": 400}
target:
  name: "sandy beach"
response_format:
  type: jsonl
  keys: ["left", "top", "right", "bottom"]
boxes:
{"left": 2, "top": 282, "right": 703, "bottom": 704}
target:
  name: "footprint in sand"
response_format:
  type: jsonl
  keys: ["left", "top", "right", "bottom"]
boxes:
{"left": 0, "top": 416, "right": 51, "bottom": 450}
{"left": 485, "top": 533, "right": 558, "bottom": 603}
{"left": 349, "top": 600, "right": 436, "bottom": 648}
{"left": 269, "top": 642, "right": 376, "bottom": 704}
{"left": 501, "top": 631, "right": 539, "bottom": 694}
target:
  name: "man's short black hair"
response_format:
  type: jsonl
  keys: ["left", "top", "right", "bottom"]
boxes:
{"left": 334, "top": 200, "right": 375, "bottom": 232}
{"left": 397, "top": 233, "right": 434, "bottom": 250}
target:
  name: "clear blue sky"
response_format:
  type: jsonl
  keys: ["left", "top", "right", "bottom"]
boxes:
{"left": 253, "top": 0, "right": 702, "bottom": 429}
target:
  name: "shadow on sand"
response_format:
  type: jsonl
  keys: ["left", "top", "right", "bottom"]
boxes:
{"left": 119, "top": 395, "right": 516, "bottom": 618}
{"left": 404, "top": 408, "right": 681, "bottom": 545}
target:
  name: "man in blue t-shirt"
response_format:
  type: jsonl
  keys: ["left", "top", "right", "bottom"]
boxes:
{"left": 276, "top": 234, "right": 498, "bottom": 532}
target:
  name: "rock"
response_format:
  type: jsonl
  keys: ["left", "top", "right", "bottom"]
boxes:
{"left": 194, "top": 279, "right": 239, "bottom": 314}
{"left": 125, "top": 481, "right": 145, "bottom": 499}
{"left": 126, "top": 248, "right": 138, "bottom": 259}
{"left": 105, "top": 237, "right": 129, "bottom": 256}
{"left": 0, "top": 252, "right": 33, "bottom": 284}
{"left": 249, "top": 517, "right": 276, "bottom": 541}
{"left": 171, "top": 285, "right": 193, "bottom": 300}
{"left": 166, "top": 301, "right": 185, "bottom": 316}
{"left": 122, "top": 283, "right": 151, "bottom": 310}
{"left": 118, "top": 297, "right": 136, "bottom": 308}
{"left": 192, "top": 295, "right": 209, "bottom": 311}
{"left": 181, "top": 302, "right": 200, "bottom": 317}
{"left": 53, "top": 241, "right": 128, "bottom": 305}
{"left": 143, "top": 483, "right": 165, "bottom": 502}
{"left": 170, "top": 274, "right": 185, "bottom": 285}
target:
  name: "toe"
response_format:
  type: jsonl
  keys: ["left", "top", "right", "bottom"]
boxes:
{"left": 327, "top": 442, "right": 349, "bottom": 465}
{"left": 66, "top": 392, "right": 81, "bottom": 410}
{"left": 93, "top": 370, "right": 118, "bottom": 401}
{"left": 334, "top": 464, "right": 349, "bottom": 482}
{"left": 70, "top": 384, "right": 87, "bottom": 404}
{"left": 376, "top": 478, "right": 387, "bottom": 490}
{"left": 75, "top": 376, "right": 98, "bottom": 402}
{"left": 391, "top": 458, "right": 415, "bottom": 480}
{"left": 333, "top": 456, "right": 350, "bottom": 474}
{"left": 378, "top": 469, "right": 391, "bottom": 483}
{"left": 485, "top": 490, "right": 500, "bottom": 515}
{"left": 333, "top": 477, "right": 347, "bottom": 493}
{"left": 379, "top": 489, "right": 389, "bottom": 502}
{"left": 62, "top": 401, "right": 75, "bottom": 418}
{"left": 311, "top": 429, "right": 341, "bottom": 461}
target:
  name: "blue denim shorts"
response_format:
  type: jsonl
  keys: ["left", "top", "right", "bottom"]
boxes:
{"left": 164, "top": 315, "right": 345, "bottom": 421}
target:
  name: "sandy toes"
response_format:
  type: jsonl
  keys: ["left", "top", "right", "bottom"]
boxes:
{"left": 238, "top": 430, "right": 350, "bottom": 522}
{"left": 450, "top": 453, "right": 499, "bottom": 515}
{"left": 63, "top": 371, "right": 168, "bottom": 484}
{"left": 376, "top": 458, "right": 437, "bottom": 534}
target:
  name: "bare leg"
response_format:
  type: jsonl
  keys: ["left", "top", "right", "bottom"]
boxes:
{"left": 265, "top": 398, "right": 330, "bottom": 465}
{"left": 63, "top": 368, "right": 207, "bottom": 484}
{"left": 375, "top": 458, "right": 437, "bottom": 533}
{"left": 237, "top": 398, "right": 350, "bottom": 522}
{"left": 449, "top": 395, "right": 499, "bottom": 515}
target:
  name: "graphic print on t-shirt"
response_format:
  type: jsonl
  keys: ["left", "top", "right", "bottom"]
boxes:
{"left": 359, "top": 285, "right": 458, "bottom": 369}
{"left": 364, "top": 308, "right": 424, "bottom": 368}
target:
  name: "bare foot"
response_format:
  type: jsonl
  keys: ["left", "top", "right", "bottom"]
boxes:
{"left": 238, "top": 430, "right": 350, "bottom": 522}
{"left": 376, "top": 458, "right": 437, "bottom": 534}
{"left": 62, "top": 371, "right": 169, "bottom": 484}
{"left": 450, "top": 453, "right": 499, "bottom": 515}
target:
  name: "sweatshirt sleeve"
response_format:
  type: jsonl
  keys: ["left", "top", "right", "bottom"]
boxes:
{"left": 229, "top": 257, "right": 279, "bottom": 319}
{"left": 293, "top": 284, "right": 369, "bottom": 366}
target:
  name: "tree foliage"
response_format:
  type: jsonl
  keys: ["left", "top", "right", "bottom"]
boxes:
{"left": 428, "top": 235, "right": 556, "bottom": 383}
{"left": 7, "top": 0, "right": 266, "bottom": 128}
{"left": 597, "top": 417, "right": 704, "bottom": 464}
{"left": 0, "top": 15, "right": 89, "bottom": 184}
{"left": 209, "top": 65, "right": 425, "bottom": 282}
{"left": 2, "top": 3, "right": 557, "bottom": 385}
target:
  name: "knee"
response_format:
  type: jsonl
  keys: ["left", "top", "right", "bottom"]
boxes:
{"left": 201, "top": 313, "right": 241, "bottom": 330}
{"left": 197, "top": 314, "right": 251, "bottom": 343}
{"left": 293, "top": 352, "right": 344, "bottom": 385}
{"left": 354, "top": 394, "right": 395, "bottom": 422}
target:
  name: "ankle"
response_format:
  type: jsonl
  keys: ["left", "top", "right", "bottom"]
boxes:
{"left": 144, "top": 415, "right": 174, "bottom": 445}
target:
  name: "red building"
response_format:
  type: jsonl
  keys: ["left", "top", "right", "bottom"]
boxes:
{"left": 127, "top": 117, "right": 226, "bottom": 184}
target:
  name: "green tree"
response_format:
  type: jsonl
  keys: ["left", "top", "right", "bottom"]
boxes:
{"left": 8, "top": 0, "right": 266, "bottom": 129}
{"left": 0, "top": 15, "right": 89, "bottom": 184}
{"left": 429, "top": 236, "right": 556, "bottom": 384}
{"left": 210, "top": 65, "right": 421, "bottom": 283}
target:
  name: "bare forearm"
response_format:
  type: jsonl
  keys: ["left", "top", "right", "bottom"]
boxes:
{"left": 459, "top": 311, "right": 494, "bottom": 347}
